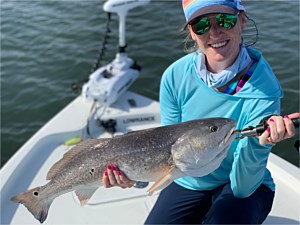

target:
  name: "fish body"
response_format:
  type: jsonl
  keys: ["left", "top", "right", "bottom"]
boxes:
{"left": 11, "top": 118, "right": 236, "bottom": 223}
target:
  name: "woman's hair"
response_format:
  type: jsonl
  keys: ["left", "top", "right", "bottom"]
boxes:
{"left": 183, "top": 32, "right": 197, "bottom": 53}
{"left": 182, "top": 11, "right": 258, "bottom": 53}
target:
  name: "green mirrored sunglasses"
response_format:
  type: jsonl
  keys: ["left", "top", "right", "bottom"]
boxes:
{"left": 189, "top": 13, "right": 239, "bottom": 35}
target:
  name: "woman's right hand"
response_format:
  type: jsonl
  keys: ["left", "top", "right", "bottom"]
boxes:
{"left": 259, "top": 112, "right": 299, "bottom": 146}
{"left": 102, "top": 164, "right": 135, "bottom": 189}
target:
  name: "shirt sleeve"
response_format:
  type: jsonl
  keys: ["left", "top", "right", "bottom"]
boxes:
{"left": 230, "top": 98, "right": 280, "bottom": 198}
{"left": 159, "top": 68, "right": 182, "bottom": 126}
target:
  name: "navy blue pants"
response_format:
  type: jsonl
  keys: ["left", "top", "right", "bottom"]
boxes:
{"left": 145, "top": 182, "right": 274, "bottom": 224}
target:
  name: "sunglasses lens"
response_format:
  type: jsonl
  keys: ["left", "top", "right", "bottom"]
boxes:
{"left": 191, "top": 17, "right": 210, "bottom": 35}
{"left": 190, "top": 13, "right": 238, "bottom": 35}
{"left": 216, "top": 14, "right": 238, "bottom": 29}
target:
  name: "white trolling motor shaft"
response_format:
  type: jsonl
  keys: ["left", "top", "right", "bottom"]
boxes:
{"left": 103, "top": 0, "right": 150, "bottom": 51}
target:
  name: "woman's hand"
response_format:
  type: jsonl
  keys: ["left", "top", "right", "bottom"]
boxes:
{"left": 259, "top": 113, "right": 299, "bottom": 146}
{"left": 102, "top": 164, "right": 135, "bottom": 189}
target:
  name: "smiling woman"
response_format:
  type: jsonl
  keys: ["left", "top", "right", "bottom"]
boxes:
{"left": 143, "top": 0, "right": 295, "bottom": 224}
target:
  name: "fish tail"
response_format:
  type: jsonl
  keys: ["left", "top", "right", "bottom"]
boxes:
{"left": 11, "top": 187, "right": 52, "bottom": 223}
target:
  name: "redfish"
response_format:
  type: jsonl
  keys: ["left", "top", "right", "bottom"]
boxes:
{"left": 11, "top": 118, "right": 236, "bottom": 223}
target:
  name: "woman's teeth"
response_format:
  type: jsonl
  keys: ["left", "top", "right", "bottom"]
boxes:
{"left": 211, "top": 41, "right": 227, "bottom": 48}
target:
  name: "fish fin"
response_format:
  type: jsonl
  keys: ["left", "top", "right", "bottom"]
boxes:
{"left": 123, "top": 127, "right": 157, "bottom": 136}
{"left": 147, "top": 167, "right": 184, "bottom": 196}
{"left": 47, "top": 139, "right": 108, "bottom": 180}
{"left": 74, "top": 188, "right": 98, "bottom": 206}
{"left": 11, "top": 186, "right": 52, "bottom": 224}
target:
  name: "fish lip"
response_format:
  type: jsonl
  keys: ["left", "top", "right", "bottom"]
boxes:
{"left": 228, "top": 127, "right": 238, "bottom": 141}
{"left": 219, "top": 127, "right": 237, "bottom": 147}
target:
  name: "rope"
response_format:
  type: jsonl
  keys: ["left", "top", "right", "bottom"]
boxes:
{"left": 91, "top": 13, "right": 112, "bottom": 72}
{"left": 71, "top": 13, "right": 112, "bottom": 94}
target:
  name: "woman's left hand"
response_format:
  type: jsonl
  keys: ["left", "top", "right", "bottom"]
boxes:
{"left": 102, "top": 164, "right": 135, "bottom": 189}
{"left": 259, "top": 113, "right": 299, "bottom": 146}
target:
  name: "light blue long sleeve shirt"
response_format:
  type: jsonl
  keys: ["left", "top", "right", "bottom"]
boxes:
{"left": 159, "top": 48, "right": 283, "bottom": 198}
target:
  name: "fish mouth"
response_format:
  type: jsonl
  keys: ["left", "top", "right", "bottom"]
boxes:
{"left": 219, "top": 127, "right": 237, "bottom": 147}
{"left": 228, "top": 127, "right": 239, "bottom": 141}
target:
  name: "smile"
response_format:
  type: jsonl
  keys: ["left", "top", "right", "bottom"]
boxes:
{"left": 210, "top": 41, "right": 227, "bottom": 48}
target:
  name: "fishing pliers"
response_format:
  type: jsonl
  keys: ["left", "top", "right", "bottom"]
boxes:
{"left": 235, "top": 117, "right": 299, "bottom": 140}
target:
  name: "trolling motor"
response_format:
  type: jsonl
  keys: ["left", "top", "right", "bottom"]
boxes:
{"left": 82, "top": 1, "right": 151, "bottom": 188}
{"left": 82, "top": 0, "right": 150, "bottom": 106}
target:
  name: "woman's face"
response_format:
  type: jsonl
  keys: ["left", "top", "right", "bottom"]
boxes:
{"left": 189, "top": 11, "right": 247, "bottom": 72}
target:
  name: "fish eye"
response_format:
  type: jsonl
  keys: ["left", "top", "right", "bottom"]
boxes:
{"left": 210, "top": 126, "right": 218, "bottom": 132}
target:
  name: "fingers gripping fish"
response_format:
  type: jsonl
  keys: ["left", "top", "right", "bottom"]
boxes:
{"left": 11, "top": 118, "right": 236, "bottom": 223}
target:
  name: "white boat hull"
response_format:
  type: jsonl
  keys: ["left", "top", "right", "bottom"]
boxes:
{"left": 1, "top": 92, "right": 299, "bottom": 224}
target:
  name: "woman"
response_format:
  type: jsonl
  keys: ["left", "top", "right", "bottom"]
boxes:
{"left": 103, "top": 0, "right": 298, "bottom": 223}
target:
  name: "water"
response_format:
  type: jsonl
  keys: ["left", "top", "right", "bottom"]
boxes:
{"left": 1, "top": 1, "right": 299, "bottom": 167}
